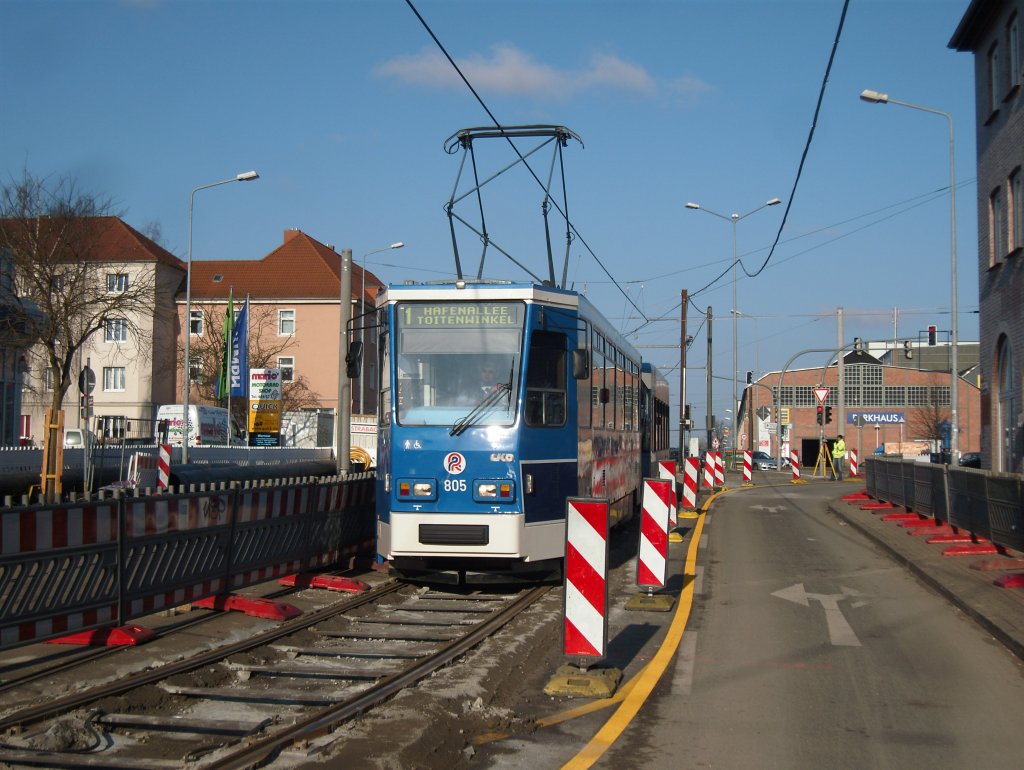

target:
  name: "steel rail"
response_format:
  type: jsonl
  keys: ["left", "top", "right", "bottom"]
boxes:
{"left": 206, "top": 585, "right": 551, "bottom": 769}
{"left": 0, "top": 580, "right": 403, "bottom": 732}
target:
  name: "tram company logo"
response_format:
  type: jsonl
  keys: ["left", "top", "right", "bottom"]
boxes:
{"left": 444, "top": 452, "right": 466, "bottom": 474}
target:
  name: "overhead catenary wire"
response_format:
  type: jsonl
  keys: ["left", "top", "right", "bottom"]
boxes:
{"left": 404, "top": 0, "right": 648, "bottom": 323}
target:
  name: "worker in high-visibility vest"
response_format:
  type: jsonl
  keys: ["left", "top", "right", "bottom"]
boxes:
{"left": 832, "top": 435, "right": 847, "bottom": 481}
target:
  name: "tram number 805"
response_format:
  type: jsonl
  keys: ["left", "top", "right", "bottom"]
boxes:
{"left": 443, "top": 479, "right": 468, "bottom": 492}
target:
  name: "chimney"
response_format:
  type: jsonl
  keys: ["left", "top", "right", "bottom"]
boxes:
{"left": 284, "top": 228, "right": 302, "bottom": 243}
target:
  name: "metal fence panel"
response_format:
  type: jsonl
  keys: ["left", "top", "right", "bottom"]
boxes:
{"left": 985, "top": 473, "right": 1024, "bottom": 551}
{"left": 946, "top": 467, "right": 991, "bottom": 539}
{"left": 0, "top": 501, "right": 121, "bottom": 648}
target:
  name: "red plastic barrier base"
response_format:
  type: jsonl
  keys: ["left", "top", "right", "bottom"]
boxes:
{"left": 279, "top": 574, "right": 371, "bottom": 593}
{"left": 907, "top": 525, "right": 954, "bottom": 536}
{"left": 971, "top": 557, "right": 1024, "bottom": 572}
{"left": 193, "top": 595, "right": 302, "bottom": 621}
{"left": 47, "top": 624, "right": 156, "bottom": 647}
{"left": 927, "top": 533, "right": 990, "bottom": 544}
{"left": 881, "top": 513, "right": 922, "bottom": 522}
{"left": 843, "top": 491, "right": 871, "bottom": 502}
{"left": 942, "top": 544, "right": 1000, "bottom": 557}
{"left": 861, "top": 502, "right": 896, "bottom": 510}
{"left": 993, "top": 573, "right": 1024, "bottom": 588}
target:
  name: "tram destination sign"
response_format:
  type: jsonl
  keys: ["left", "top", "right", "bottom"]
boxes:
{"left": 401, "top": 302, "right": 521, "bottom": 328}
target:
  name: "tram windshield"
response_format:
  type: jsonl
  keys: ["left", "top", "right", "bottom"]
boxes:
{"left": 394, "top": 300, "right": 524, "bottom": 427}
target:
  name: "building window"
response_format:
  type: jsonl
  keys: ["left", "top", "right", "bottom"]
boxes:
{"left": 104, "top": 318, "right": 128, "bottom": 342}
{"left": 929, "top": 387, "right": 950, "bottom": 407}
{"left": 106, "top": 273, "right": 129, "bottom": 292}
{"left": 1010, "top": 168, "right": 1023, "bottom": 253}
{"left": 907, "top": 386, "right": 930, "bottom": 406}
{"left": 988, "top": 42, "right": 1001, "bottom": 112}
{"left": 863, "top": 365, "right": 882, "bottom": 386}
{"left": 845, "top": 366, "right": 863, "bottom": 386}
{"left": 794, "top": 387, "right": 815, "bottom": 407}
{"left": 1008, "top": 14, "right": 1021, "bottom": 88}
{"left": 189, "top": 309, "right": 203, "bottom": 336}
{"left": 843, "top": 387, "right": 861, "bottom": 407}
{"left": 103, "top": 366, "right": 126, "bottom": 392}
{"left": 43, "top": 367, "right": 53, "bottom": 392}
{"left": 279, "top": 309, "right": 295, "bottom": 336}
{"left": 278, "top": 356, "right": 294, "bottom": 383}
{"left": 991, "top": 187, "right": 1007, "bottom": 265}
{"left": 862, "top": 386, "right": 882, "bottom": 406}
{"left": 884, "top": 386, "right": 905, "bottom": 406}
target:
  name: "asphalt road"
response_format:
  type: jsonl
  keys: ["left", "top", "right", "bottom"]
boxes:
{"left": 600, "top": 480, "right": 1024, "bottom": 770}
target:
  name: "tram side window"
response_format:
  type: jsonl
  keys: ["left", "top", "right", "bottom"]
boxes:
{"left": 525, "top": 331, "right": 567, "bottom": 427}
{"left": 379, "top": 333, "right": 391, "bottom": 426}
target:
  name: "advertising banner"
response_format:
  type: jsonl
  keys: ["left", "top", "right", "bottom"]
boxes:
{"left": 248, "top": 368, "right": 282, "bottom": 446}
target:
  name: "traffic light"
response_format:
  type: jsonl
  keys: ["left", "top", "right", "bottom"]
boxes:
{"left": 928, "top": 325, "right": 937, "bottom": 345}
{"left": 853, "top": 337, "right": 863, "bottom": 354}
{"left": 825, "top": 405, "right": 833, "bottom": 424}
{"left": 904, "top": 340, "right": 913, "bottom": 359}
{"left": 816, "top": 405, "right": 824, "bottom": 425}
{"left": 746, "top": 371, "right": 753, "bottom": 384}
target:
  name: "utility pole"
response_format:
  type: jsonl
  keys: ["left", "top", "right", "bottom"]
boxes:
{"left": 706, "top": 306, "right": 713, "bottom": 452}
{"left": 679, "top": 289, "right": 688, "bottom": 452}
{"left": 337, "top": 248, "right": 353, "bottom": 475}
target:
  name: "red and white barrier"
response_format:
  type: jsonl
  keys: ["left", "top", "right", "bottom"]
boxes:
{"left": 637, "top": 479, "right": 672, "bottom": 589}
{"left": 658, "top": 461, "right": 678, "bottom": 527}
{"left": 158, "top": 444, "right": 171, "bottom": 490}
{"left": 563, "top": 498, "right": 609, "bottom": 659}
{"left": 849, "top": 448, "right": 858, "bottom": 478}
{"left": 742, "top": 450, "right": 752, "bottom": 484}
{"left": 703, "top": 452, "right": 715, "bottom": 488}
{"left": 791, "top": 451, "right": 801, "bottom": 482}
{"left": 681, "top": 457, "right": 699, "bottom": 509}
{"left": 714, "top": 452, "right": 725, "bottom": 486}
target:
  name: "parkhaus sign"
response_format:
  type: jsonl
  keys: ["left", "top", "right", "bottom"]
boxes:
{"left": 848, "top": 411, "right": 905, "bottom": 426}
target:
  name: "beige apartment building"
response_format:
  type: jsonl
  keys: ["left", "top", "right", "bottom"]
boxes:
{"left": 180, "top": 229, "right": 384, "bottom": 423}
{"left": 19, "top": 217, "right": 184, "bottom": 444}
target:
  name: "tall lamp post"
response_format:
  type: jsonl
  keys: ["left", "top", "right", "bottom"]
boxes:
{"left": 358, "top": 242, "right": 404, "bottom": 415}
{"left": 685, "top": 197, "right": 781, "bottom": 460}
{"left": 860, "top": 88, "right": 959, "bottom": 465}
{"left": 183, "top": 170, "right": 259, "bottom": 463}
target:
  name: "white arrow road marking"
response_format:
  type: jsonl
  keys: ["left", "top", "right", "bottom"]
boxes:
{"left": 750, "top": 505, "right": 785, "bottom": 513}
{"left": 772, "top": 583, "right": 863, "bottom": 647}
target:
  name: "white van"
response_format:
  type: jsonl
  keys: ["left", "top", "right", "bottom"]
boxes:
{"left": 155, "top": 405, "right": 233, "bottom": 447}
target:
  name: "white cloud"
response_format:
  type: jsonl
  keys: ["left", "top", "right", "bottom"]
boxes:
{"left": 376, "top": 44, "right": 661, "bottom": 101}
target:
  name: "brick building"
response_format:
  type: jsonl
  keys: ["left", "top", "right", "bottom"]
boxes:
{"left": 738, "top": 352, "right": 981, "bottom": 466}
{"left": 950, "top": 0, "right": 1024, "bottom": 472}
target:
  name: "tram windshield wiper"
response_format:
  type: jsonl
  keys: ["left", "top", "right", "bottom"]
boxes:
{"left": 450, "top": 382, "right": 512, "bottom": 436}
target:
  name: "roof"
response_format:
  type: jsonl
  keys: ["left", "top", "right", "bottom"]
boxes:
{"left": 186, "top": 229, "right": 383, "bottom": 303}
{"left": 949, "top": 0, "right": 1003, "bottom": 52}
{"left": 0, "top": 216, "right": 185, "bottom": 271}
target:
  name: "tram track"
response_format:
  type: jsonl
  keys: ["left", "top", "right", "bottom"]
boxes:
{"left": 0, "top": 580, "right": 550, "bottom": 769}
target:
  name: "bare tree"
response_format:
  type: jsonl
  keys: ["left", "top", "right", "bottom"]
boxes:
{"left": 183, "top": 304, "right": 322, "bottom": 430}
{"left": 0, "top": 170, "right": 159, "bottom": 497}
{"left": 908, "top": 398, "right": 950, "bottom": 443}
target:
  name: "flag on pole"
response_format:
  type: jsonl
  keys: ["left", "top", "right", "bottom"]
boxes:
{"left": 216, "top": 291, "right": 234, "bottom": 400}
{"left": 229, "top": 296, "right": 249, "bottom": 397}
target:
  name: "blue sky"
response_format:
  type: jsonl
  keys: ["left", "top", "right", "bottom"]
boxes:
{"left": 2, "top": 0, "right": 978, "bottom": 441}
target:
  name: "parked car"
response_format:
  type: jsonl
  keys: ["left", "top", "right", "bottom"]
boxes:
{"left": 751, "top": 451, "right": 779, "bottom": 470}
{"left": 63, "top": 428, "right": 95, "bottom": 449}
{"left": 959, "top": 452, "right": 981, "bottom": 468}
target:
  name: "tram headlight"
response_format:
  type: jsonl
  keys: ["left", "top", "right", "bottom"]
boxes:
{"left": 396, "top": 478, "right": 437, "bottom": 501}
{"left": 474, "top": 480, "right": 515, "bottom": 502}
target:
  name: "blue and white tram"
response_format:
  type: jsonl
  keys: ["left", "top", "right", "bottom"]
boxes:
{"left": 374, "top": 280, "right": 644, "bottom": 583}
{"left": 640, "top": 362, "right": 672, "bottom": 480}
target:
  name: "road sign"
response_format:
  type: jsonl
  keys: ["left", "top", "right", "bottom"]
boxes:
{"left": 756, "top": 406, "right": 770, "bottom": 421}
{"left": 812, "top": 387, "right": 829, "bottom": 405}
{"left": 766, "top": 422, "right": 778, "bottom": 432}
{"left": 78, "top": 366, "right": 96, "bottom": 395}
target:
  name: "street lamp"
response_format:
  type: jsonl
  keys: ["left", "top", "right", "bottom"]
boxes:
{"left": 860, "top": 88, "right": 959, "bottom": 465}
{"left": 183, "top": 170, "right": 259, "bottom": 463}
{"left": 358, "top": 242, "right": 404, "bottom": 415}
{"left": 685, "top": 197, "right": 781, "bottom": 464}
